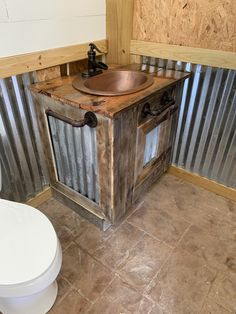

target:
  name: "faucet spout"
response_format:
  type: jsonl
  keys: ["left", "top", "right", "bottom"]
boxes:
{"left": 94, "top": 61, "right": 108, "bottom": 70}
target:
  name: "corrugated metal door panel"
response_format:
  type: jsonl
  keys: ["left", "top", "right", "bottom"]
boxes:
{"left": 48, "top": 117, "right": 100, "bottom": 204}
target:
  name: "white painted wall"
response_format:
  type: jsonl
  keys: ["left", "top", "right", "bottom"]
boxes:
{"left": 0, "top": 0, "right": 106, "bottom": 57}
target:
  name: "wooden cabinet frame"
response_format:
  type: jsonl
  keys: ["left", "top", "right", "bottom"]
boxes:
{"left": 32, "top": 81, "right": 184, "bottom": 228}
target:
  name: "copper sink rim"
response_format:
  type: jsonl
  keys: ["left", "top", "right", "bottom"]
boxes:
{"left": 72, "top": 70, "right": 154, "bottom": 96}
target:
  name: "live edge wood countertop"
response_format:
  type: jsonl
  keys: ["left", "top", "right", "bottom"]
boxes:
{"left": 30, "top": 64, "right": 190, "bottom": 119}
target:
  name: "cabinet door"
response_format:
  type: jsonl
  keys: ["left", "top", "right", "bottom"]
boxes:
{"left": 134, "top": 109, "right": 170, "bottom": 186}
{"left": 134, "top": 88, "right": 177, "bottom": 199}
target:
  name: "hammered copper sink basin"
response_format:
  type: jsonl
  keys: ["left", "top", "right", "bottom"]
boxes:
{"left": 72, "top": 70, "right": 154, "bottom": 96}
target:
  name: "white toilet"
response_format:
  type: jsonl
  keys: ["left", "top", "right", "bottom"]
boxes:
{"left": 0, "top": 163, "right": 62, "bottom": 314}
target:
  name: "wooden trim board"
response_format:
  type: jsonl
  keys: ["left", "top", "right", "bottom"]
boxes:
{"left": 106, "top": 0, "right": 134, "bottom": 65}
{"left": 26, "top": 187, "right": 52, "bottom": 208}
{"left": 130, "top": 40, "right": 236, "bottom": 70}
{"left": 0, "top": 39, "right": 107, "bottom": 79}
{"left": 168, "top": 166, "right": 236, "bottom": 202}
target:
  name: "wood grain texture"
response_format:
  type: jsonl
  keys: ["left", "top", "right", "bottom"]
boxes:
{"left": 169, "top": 165, "right": 236, "bottom": 202}
{"left": 112, "top": 106, "right": 138, "bottom": 222}
{"left": 106, "top": 0, "right": 134, "bottom": 65}
{"left": 133, "top": 159, "right": 164, "bottom": 204}
{"left": 0, "top": 39, "right": 107, "bottom": 78}
{"left": 96, "top": 117, "right": 113, "bottom": 220}
{"left": 133, "top": 0, "right": 236, "bottom": 53}
{"left": 31, "top": 67, "right": 189, "bottom": 224}
{"left": 26, "top": 187, "right": 52, "bottom": 207}
{"left": 32, "top": 92, "right": 108, "bottom": 221}
{"left": 31, "top": 64, "right": 190, "bottom": 118}
{"left": 33, "top": 66, "right": 61, "bottom": 82}
{"left": 130, "top": 40, "right": 236, "bottom": 70}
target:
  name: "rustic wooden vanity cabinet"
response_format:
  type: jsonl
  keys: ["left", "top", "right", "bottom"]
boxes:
{"left": 31, "top": 66, "right": 189, "bottom": 229}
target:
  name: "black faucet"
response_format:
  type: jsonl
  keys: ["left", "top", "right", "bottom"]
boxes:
{"left": 82, "top": 43, "right": 108, "bottom": 78}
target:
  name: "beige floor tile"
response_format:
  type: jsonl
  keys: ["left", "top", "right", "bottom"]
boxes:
{"left": 200, "top": 297, "right": 233, "bottom": 314}
{"left": 147, "top": 173, "right": 209, "bottom": 212}
{"left": 149, "top": 304, "right": 168, "bottom": 314}
{"left": 93, "top": 222, "right": 144, "bottom": 270}
{"left": 178, "top": 225, "right": 236, "bottom": 273}
{"left": 55, "top": 276, "right": 73, "bottom": 305}
{"left": 150, "top": 174, "right": 230, "bottom": 216}
{"left": 208, "top": 270, "right": 236, "bottom": 312}
{"left": 87, "top": 296, "right": 130, "bottom": 314}
{"left": 61, "top": 242, "right": 113, "bottom": 302}
{"left": 127, "top": 201, "right": 190, "bottom": 247}
{"left": 220, "top": 200, "right": 236, "bottom": 225}
{"left": 193, "top": 211, "right": 236, "bottom": 242}
{"left": 49, "top": 289, "right": 91, "bottom": 314}
{"left": 148, "top": 174, "right": 236, "bottom": 228}
{"left": 88, "top": 276, "right": 154, "bottom": 314}
{"left": 147, "top": 180, "right": 236, "bottom": 242}
{"left": 35, "top": 174, "right": 236, "bottom": 314}
{"left": 75, "top": 221, "right": 114, "bottom": 255}
{"left": 38, "top": 198, "right": 91, "bottom": 243}
{"left": 53, "top": 224, "right": 75, "bottom": 251}
{"left": 118, "top": 234, "right": 171, "bottom": 292}
{"left": 146, "top": 248, "right": 216, "bottom": 313}
{"left": 38, "top": 198, "right": 72, "bottom": 222}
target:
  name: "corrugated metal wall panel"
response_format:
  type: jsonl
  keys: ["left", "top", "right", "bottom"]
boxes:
{"left": 141, "top": 56, "right": 236, "bottom": 188}
{"left": 1, "top": 58, "right": 235, "bottom": 203}
{"left": 0, "top": 74, "right": 49, "bottom": 201}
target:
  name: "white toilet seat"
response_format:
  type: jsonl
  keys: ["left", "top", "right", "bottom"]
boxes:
{"left": 0, "top": 199, "right": 57, "bottom": 287}
{"left": 0, "top": 199, "right": 62, "bottom": 314}
{"left": 0, "top": 238, "right": 62, "bottom": 298}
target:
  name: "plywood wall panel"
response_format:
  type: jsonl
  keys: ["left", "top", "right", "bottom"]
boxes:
{"left": 133, "top": 0, "right": 236, "bottom": 52}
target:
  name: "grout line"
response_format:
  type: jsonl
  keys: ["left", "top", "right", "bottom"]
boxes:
{"left": 60, "top": 243, "right": 114, "bottom": 305}
{"left": 198, "top": 269, "right": 220, "bottom": 314}
{"left": 142, "top": 224, "right": 192, "bottom": 300}
{"left": 55, "top": 274, "right": 83, "bottom": 305}
{"left": 69, "top": 239, "right": 118, "bottom": 274}
{"left": 84, "top": 276, "right": 117, "bottom": 313}
{"left": 174, "top": 223, "right": 192, "bottom": 248}
{"left": 126, "top": 220, "right": 174, "bottom": 249}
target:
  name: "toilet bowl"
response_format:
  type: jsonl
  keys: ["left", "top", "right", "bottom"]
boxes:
{"left": 0, "top": 160, "right": 62, "bottom": 314}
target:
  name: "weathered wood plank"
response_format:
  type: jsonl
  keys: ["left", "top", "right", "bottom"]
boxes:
{"left": 96, "top": 117, "right": 113, "bottom": 220}
{"left": 32, "top": 92, "right": 108, "bottom": 221}
{"left": 31, "top": 67, "right": 188, "bottom": 224}
{"left": 130, "top": 40, "right": 236, "bottom": 70}
{"left": 133, "top": 160, "right": 164, "bottom": 204}
{"left": 30, "top": 65, "right": 190, "bottom": 119}
{"left": 33, "top": 66, "right": 61, "bottom": 82}
{"left": 0, "top": 39, "right": 107, "bottom": 78}
{"left": 26, "top": 187, "right": 52, "bottom": 207}
{"left": 106, "top": 0, "right": 134, "bottom": 65}
{"left": 112, "top": 106, "right": 138, "bottom": 222}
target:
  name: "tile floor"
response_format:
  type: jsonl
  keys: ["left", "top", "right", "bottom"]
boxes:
{"left": 37, "top": 174, "right": 236, "bottom": 314}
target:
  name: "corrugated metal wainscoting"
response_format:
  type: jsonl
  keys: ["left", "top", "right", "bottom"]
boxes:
{"left": 0, "top": 74, "right": 49, "bottom": 201}
{"left": 141, "top": 56, "right": 236, "bottom": 188}
{"left": 1, "top": 60, "right": 235, "bottom": 201}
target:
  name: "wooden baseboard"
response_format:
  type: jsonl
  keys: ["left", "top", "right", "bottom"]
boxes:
{"left": 26, "top": 187, "right": 52, "bottom": 207}
{"left": 168, "top": 166, "right": 236, "bottom": 202}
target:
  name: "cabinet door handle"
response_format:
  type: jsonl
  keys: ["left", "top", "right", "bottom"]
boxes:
{"left": 46, "top": 110, "right": 97, "bottom": 128}
{"left": 142, "top": 92, "right": 175, "bottom": 118}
